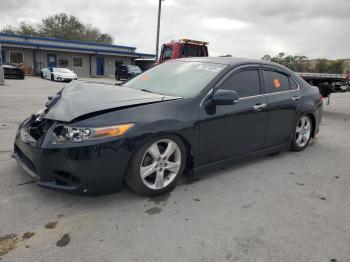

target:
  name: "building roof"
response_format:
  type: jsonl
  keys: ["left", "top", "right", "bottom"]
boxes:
{"left": 0, "top": 33, "right": 155, "bottom": 58}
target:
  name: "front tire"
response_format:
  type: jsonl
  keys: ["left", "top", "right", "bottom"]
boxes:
{"left": 125, "top": 135, "right": 186, "bottom": 197}
{"left": 291, "top": 114, "right": 312, "bottom": 151}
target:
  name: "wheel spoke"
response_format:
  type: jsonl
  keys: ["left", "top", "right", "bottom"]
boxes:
{"left": 155, "top": 170, "right": 164, "bottom": 188}
{"left": 300, "top": 117, "right": 306, "bottom": 128}
{"left": 296, "top": 134, "right": 303, "bottom": 144}
{"left": 147, "top": 143, "right": 161, "bottom": 160}
{"left": 165, "top": 161, "right": 181, "bottom": 173}
{"left": 140, "top": 163, "right": 157, "bottom": 178}
{"left": 163, "top": 142, "right": 176, "bottom": 159}
{"left": 303, "top": 133, "right": 309, "bottom": 142}
{"left": 296, "top": 126, "right": 302, "bottom": 134}
{"left": 304, "top": 122, "right": 310, "bottom": 133}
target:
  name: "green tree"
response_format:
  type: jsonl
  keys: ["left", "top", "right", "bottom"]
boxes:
{"left": 314, "top": 59, "right": 329, "bottom": 73}
{"left": 17, "top": 22, "right": 39, "bottom": 36}
{"left": 1, "top": 13, "right": 114, "bottom": 44}
{"left": 261, "top": 53, "right": 309, "bottom": 72}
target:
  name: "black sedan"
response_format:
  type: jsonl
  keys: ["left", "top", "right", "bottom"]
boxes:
{"left": 3, "top": 64, "right": 25, "bottom": 79}
{"left": 13, "top": 58, "right": 323, "bottom": 196}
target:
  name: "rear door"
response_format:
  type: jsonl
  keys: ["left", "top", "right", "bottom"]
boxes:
{"left": 199, "top": 66, "right": 268, "bottom": 165}
{"left": 262, "top": 68, "right": 302, "bottom": 148}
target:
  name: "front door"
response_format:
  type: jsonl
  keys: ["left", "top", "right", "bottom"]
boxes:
{"left": 199, "top": 67, "right": 268, "bottom": 165}
{"left": 96, "top": 57, "right": 105, "bottom": 76}
{"left": 47, "top": 54, "right": 57, "bottom": 68}
{"left": 262, "top": 69, "right": 302, "bottom": 147}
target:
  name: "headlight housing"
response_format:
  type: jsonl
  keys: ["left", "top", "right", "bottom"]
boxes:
{"left": 53, "top": 123, "right": 134, "bottom": 143}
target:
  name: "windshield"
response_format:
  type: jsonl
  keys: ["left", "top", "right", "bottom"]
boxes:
{"left": 127, "top": 65, "right": 142, "bottom": 73}
{"left": 124, "top": 61, "right": 227, "bottom": 97}
{"left": 53, "top": 68, "right": 73, "bottom": 73}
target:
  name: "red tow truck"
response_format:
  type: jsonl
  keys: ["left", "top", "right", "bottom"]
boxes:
{"left": 157, "top": 39, "right": 209, "bottom": 64}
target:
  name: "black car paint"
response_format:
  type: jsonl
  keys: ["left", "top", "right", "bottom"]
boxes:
{"left": 3, "top": 64, "right": 25, "bottom": 79}
{"left": 13, "top": 58, "right": 322, "bottom": 195}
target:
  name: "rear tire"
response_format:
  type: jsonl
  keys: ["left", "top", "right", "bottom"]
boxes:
{"left": 51, "top": 74, "right": 54, "bottom": 81}
{"left": 291, "top": 114, "right": 312, "bottom": 151}
{"left": 41, "top": 72, "right": 44, "bottom": 79}
{"left": 125, "top": 135, "right": 186, "bottom": 197}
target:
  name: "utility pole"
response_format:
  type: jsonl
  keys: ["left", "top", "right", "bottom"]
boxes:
{"left": 155, "top": 0, "right": 163, "bottom": 61}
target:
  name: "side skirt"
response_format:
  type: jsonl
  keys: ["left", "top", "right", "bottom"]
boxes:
{"left": 192, "top": 142, "right": 290, "bottom": 176}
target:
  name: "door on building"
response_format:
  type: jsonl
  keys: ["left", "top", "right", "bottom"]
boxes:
{"left": 1, "top": 49, "right": 5, "bottom": 64}
{"left": 96, "top": 57, "right": 105, "bottom": 76}
{"left": 47, "top": 54, "right": 57, "bottom": 68}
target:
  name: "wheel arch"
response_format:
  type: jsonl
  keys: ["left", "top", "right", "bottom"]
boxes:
{"left": 306, "top": 112, "right": 316, "bottom": 138}
{"left": 125, "top": 131, "right": 195, "bottom": 180}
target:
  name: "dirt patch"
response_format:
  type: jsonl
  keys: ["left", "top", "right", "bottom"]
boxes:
{"left": 296, "top": 182, "right": 305, "bottom": 186}
{"left": 148, "top": 192, "right": 171, "bottom": 205}
{"left": 0, "top": 234, "right": 18, "bottom": 257}
{"left": 56, "top": 234, "right": 70, "bottom": 247}
{"left": 146, "top": 207, "right": 162, "bottom": 215}
{"left": 22, "top": 232, "right": 35, "bottom": 240}
{"left": 193, "top": 198, "right": 200, "bottom": 202}
{"left": 57, "top": 214, "right": 64, "bottom": 218}
{"left": 320, "top": 197, "right": 327, "bottom": 200}
{"left": 45, "top": 221, "right": 58, "bottom": 229}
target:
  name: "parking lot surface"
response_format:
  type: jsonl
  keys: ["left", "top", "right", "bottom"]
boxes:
{"left": 1, "top": 77, "right": 350, "bottom": 262}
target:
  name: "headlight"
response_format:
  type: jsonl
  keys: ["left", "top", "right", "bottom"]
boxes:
{"left": 53, "top": 123, "right": 134, "bottom": 143}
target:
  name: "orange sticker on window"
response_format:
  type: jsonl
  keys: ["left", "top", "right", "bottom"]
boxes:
{"left": 141, "top": 74, "right": 150, "bottom": 81}
{"left": 274, "top": 79, "right": 281, "bottom": 88}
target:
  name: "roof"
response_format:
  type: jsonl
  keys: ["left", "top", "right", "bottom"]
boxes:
{"left": 0, "top": 32, "right": 155, "bottom": 58}
{"left": 175, "top": 56, "right": 293, "bottom": 68}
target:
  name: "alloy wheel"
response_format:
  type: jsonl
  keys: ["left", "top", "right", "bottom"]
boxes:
{"left": 295, "top": 116, "right": 311, "bottom": 147}
{"left": 140, "top": 139, "right": 181, "bottom": 190}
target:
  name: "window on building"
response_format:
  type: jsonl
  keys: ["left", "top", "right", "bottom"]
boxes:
{"left": 73, "top": 57, "right": 83, "bottom": 67}
{"left": 9, "top": 51, "right": 24, "bottom": 65}
{"left": 263, "top": 70, "right": 290, "bottom": 93}
{"left": 219, "top": 70, "right": 261, "bottom": 98}
{"left": 59, "top": 59, "right": 69, "bottom": 67}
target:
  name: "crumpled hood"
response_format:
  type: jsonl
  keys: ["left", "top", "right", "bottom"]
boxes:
{"left": 44, "top": 81, "right": 180, "bottom": 122}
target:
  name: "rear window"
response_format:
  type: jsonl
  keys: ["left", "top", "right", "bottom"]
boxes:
{"left": 263, "top": 71, "right": 289, "bottom": 93}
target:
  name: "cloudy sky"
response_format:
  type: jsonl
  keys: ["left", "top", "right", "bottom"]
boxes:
{"left": 1, "top": 0, "right": 349, "bottom": 59}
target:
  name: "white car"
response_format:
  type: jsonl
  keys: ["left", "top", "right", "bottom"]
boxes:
{"left": 41, "top": 67, "right": 78, "bottom": 82}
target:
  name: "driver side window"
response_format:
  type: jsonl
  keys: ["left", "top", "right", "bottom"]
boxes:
{"left": 219, "top": 70, "right": 261, "bottom": 98}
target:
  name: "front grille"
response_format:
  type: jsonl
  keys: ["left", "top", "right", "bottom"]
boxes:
{"left": 15, "top": 145, "right": 36, "bottom": 173}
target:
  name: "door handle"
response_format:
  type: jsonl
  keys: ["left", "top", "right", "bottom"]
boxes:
{"left": 291, "top": 96, "right": 301, "bottom": 102}
{"left": 253, "top": 103, "right": 267, "bottom": 111}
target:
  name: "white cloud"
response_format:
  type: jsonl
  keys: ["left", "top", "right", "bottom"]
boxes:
{"left": 0, "top": 0, "right": 349, "bottom": 59}
{"left": 202, "top": 17, "right": 247, "bottom": 31}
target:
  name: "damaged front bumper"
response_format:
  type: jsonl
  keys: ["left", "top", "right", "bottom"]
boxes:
{"left": 13, "top": 116, "right": 132, "bottom": 195}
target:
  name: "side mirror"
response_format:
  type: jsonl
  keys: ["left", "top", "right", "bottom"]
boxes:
{"left": 212, "top": 89, "right": 239, "bottom": 105}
